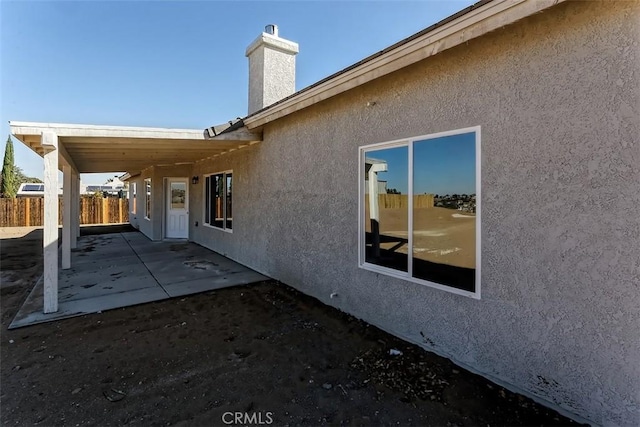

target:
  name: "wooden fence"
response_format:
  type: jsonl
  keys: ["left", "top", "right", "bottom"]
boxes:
{"left": 365, "top": 194, "right": 435, "bottom": 209}
{"left": 0, "top": 197, "right": 129, "bottom": 227}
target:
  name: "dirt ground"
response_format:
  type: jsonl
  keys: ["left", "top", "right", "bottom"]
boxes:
{"left": 1, "top": 229, "right": 579, "bottom": 426}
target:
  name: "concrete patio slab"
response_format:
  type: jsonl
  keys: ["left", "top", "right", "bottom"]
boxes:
{"left": 9, "top": 230, "right": 268, "bottom": 329}
{"left": 162, "top": 270, "right": 267, "bottom": 298}
{"left": 145, "top": 256, "right": 245, "bottom": 286}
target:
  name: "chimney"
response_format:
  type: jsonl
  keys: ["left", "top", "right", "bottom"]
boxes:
{"left": 245, "top": 24, "right": 299, "bottom": 115}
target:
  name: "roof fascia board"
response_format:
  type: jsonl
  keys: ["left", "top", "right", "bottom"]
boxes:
{"left": 207, "top": 126, "right": 263, "bottom": 143}
{"left": 9, "top": 121, "right": 204, "bottom": 140}
{"left": 244, "top": 0, "right": 566, "bottom": 129}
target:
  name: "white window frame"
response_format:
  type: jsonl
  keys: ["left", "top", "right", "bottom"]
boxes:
{"left": 202, "top": 170, "right": 233, "bottom": 233}
{"left": 130, "top": 182, "right": 137, "bottom": 214}
{"left": 358, "top": 126, "right": 481, "bottom": 299}
{"left": 144, "top": 178, "right": 151, "bottom": 221}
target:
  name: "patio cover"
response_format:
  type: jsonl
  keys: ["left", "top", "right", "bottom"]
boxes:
{"left": 9, "top": 120, "right": 262, "bottom": 314}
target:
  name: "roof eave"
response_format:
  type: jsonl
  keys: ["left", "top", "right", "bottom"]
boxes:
{"left": 243, "top": 0, "right": 567, "bottom": 130}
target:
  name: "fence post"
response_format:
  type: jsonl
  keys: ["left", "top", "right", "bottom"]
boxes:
{"left": 102, "top": 198, "right": 109, "bottom": 224}
{"left": 25, "top": 199, "right": 30, "bottom": 227}
{"left": 118, "top": 199, "right": 123, "bottom": 223}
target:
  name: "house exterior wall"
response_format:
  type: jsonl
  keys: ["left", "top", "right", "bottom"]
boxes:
{"left": 189, "top": 1, "right": 639, "bottom": 425}
{"left": 135, "top": 165, "right": 194, "bottom": 241}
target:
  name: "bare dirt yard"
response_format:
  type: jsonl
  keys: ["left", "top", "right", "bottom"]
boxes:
{"left": 1, "top": 229, "right": 579, "bottom": 426}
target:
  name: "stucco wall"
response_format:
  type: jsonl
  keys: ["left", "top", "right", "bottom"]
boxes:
{"left": 190, "top": 1, "right": 639, "bottom": 425}
{"left": 136, "top": 165, "right": 194, "bottom": 241}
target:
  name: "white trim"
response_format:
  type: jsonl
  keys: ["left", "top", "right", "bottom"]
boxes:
{"left": 244, "top": 0, "right": 567, "bottom": 130}
{"left": 358, "top": 126, "right": 481, "bottom": 299}
{"left": 9, "top": 121, "right": 204, "bottom": 139}
{"left": 202, "top": 170, "right": 233, "bottom": 233}
{"left": 475, "top": 128, "right": 482, "bottom": 298}
{"left": 407, "top": 141, "right": 414, "bottom": 279}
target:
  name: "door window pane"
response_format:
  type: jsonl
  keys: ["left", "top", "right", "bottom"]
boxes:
{"left": 170, "top": 182, "right": 186, "bottom": 209}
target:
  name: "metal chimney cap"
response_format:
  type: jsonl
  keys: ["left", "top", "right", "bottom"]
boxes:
{"left": 265, "top": 24, "right": 278, "bottom": 37}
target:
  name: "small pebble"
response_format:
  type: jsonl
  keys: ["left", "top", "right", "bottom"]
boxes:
{"left": 322, "top": 383, "right": 332, "bottom": 390}
{"left": 71, "top": 388, "right": 82, "bottom": 395}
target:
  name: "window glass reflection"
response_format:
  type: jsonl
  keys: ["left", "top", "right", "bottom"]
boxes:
{"left": 170, "top": 182, "right": 186, "bottom": 209}
{"left": 226, "top": 173, "right": 233, "bottom": 230}
{"left": 412, "top": 133, "right": 476, "bottom": 291}
{"left": 364, "top": 146, "right": 409, "bottom": 272}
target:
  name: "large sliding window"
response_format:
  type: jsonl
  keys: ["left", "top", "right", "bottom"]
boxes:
{"left": 144, "top": 179, "right": 151, "bottom": 220}
{"left": 359, "top": 127, "right": 480, "bottom": 298}
{"left": 204, "top": 171, "right": 232, "bottom": 231}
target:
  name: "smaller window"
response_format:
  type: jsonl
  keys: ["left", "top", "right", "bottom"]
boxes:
{"left": 144, "top": 179, "right": 151, "bottom": 220}
{"left": 204, "top": 171, "right": 232, "bottom": 231}
{"left": 130, "top": 183, "right": 137, "bottom": 214}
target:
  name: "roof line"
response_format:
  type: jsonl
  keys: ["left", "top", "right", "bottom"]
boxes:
{"left": 243, "top": 0, "right": 566, "bottom": 129}
{"left": 8, "top": 121, "right": 204, "bottom": 134}
{"left": 245, "top": 0, "right": 493, "bottom": 120}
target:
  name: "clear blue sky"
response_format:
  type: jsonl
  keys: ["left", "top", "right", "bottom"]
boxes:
{"left": 414, "top": 132, "right": 476, "bottom": 195}
{"left": 368, "top": 132, "right": 476, "bottom": 195}
{"left": 1, "top": 0, "right": 475, "bottom": 184}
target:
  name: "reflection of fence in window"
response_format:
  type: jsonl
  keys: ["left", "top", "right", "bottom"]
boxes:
{"left": 214, "top": 175, "right": 224, "bottom": 223}
{"left": 360, "top": 128, "right": 479, "bottom": 295}
{"left": 226, "top": 173, "right": 232, "bottom": 229}
{"left": 364, "top": 194, "right": 434, "bottom": 209}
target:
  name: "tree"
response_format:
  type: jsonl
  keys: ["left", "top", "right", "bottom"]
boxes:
{"left": 1, "top": 136, "right": 17, "bottom": 198}
{"left": 15, "top": 167, "right": 42, "bottom": 184}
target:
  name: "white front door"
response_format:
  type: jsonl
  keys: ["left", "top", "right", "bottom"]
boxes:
{"left": 166, "top": 178, "right": 189, "bottom": 239}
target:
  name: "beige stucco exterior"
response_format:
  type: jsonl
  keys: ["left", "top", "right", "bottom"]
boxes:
{"left": 128, "top": 164, "right": 194, "bottom": 241}
{"left": 186, "top": 1, "right": 639, "bottom": 425}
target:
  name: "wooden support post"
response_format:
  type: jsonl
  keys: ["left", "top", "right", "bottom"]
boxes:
{"left": 42, "top": 131, "right": 59, "bottom": 314}
{"left": 62, "top": 165, "right": 72, "bottom": 270}
{"left": 118, "top": 199, "right": 123, "bottom": 223}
